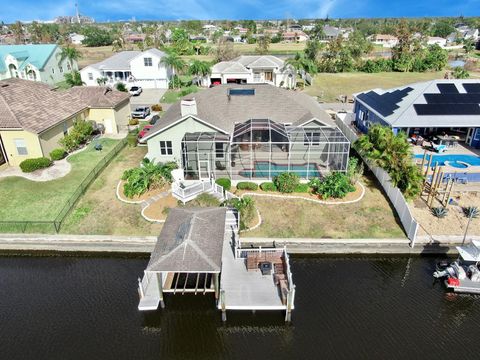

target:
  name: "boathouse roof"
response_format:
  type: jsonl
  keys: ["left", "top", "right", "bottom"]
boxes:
{"left": 146, "top": 207, "right": 227, "bottom": 273}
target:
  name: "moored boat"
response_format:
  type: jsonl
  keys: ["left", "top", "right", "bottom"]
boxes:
{"left": 433, "top": 240, "right": 480, "bottom": 294}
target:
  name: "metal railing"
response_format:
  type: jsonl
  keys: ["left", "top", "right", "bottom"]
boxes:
{"left": 0, "top": 139, "right": 127, "bottom": 234}
{"left": 234, "top": 246, "right": 283, "bottom": 259}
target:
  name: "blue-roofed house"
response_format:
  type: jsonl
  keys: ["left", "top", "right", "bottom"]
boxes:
{"left": 352, "top": 79, "right": 480, "bottom": 149}
{"left": 0, "top": 44, "right": 77, "bottom": 85}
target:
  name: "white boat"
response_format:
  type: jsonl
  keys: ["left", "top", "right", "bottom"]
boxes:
{"left": 433, "top": 240, "right": 480, "bottom": 294}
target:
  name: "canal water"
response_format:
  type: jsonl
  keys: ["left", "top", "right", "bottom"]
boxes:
{"left": 1, "top": 255, "right": 479, "bottom": 360}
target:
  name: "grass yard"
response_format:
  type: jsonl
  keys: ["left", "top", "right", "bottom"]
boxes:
{"left": 305, "top": 71, "right": 445, "bottom": 102}
{"left": 245, "top": 174, "right": 406, "bottom": 239}
{"left": 77, "top": 45, "right": 116, "bottom": 69}
{"left": 161, "top": 85, "right": 200, "bottom": 103}
{"left": 0, "top": 138, "right": 120, "bottom": 223}
{"left": 60, "top": 146, "right": 164, "bottom": 236}
{"left": 232, "top": 42, "right": 306, "bottom": 54}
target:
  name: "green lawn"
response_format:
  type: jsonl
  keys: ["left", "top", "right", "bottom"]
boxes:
{"left": 305, "top": 71, "right": 445, "bottom": 102}
{"left": 161, "top": 85, "right": 200, "bottom": 104}
{"left": 0, "top": 138, "right": 120, "bottom": 223}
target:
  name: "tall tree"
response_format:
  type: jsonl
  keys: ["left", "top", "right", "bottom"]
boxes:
{"left": 255, "top": 35, "right": 271, "bottom": 55}
{"left": 285, "top": 52, "right": 317, "bottom": 88}
{"left": 64, "top": 70, "right": 84, "bottom": 87}
{"left": 160, "top": 53, "right": 186, "bottom": 89}
{"left": 12, "top": 21, "right": 24, "bottom": 44}
{"left": 188, "top": 60, "right": 211, "bottom": 86}
{"left": 214, "top": 38, "right": 238, "bottom": 62}
{"left": 59, "top": 46, "right": 82, "bottom": 72}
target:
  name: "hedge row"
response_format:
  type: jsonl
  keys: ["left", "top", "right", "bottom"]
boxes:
{"left": 215, "top": 178, "right": 231, "bottom": 191}
{"left": 19, "top": 157, "right": 52, "bottom": 173}
{"left": 50, "top": 148, "right": 66, "bottom": 161}
{"left": 236, "top": 182, "right": 258, "bottom": 191}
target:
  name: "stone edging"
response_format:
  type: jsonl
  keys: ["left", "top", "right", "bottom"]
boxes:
{"left": 141, "top": 204, "right": 166, "bottom": 223}
{"left": 116, "top": 180, "right": 143, "bottom": 204}
{"left": 239, "top": 207, "right": 262, "bottom": 233}
{"left": 239, "top": 181, "right": 366, "bottom": 205}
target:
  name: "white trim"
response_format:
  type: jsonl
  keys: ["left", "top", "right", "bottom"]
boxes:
{"left": 141, "top": 115, "right": 229, "bottom": 142}
{"left": 296, "top": 117, "right": 333, "bottom": 128}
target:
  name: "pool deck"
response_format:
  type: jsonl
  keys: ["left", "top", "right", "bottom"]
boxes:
{"left": 413, "top": 143, "right": 480, "bottom": 173}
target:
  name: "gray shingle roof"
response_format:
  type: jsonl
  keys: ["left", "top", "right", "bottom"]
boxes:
{"left": 146, "top": 207, "right": 227, "bottom": 273}
{"left": 0, "top": 78, "right": 130, "bottom": 133}
{"left": 234, "top": 55, "right": 284, "bottom": 68}
{"left": 88, "top": 51, "right": 141, "bottom": 71}
{"left": 143, "top": 84, "right": 334, "bottom": 141}
{"left": 212, "top": 61, "right": 250, "bottom": 74}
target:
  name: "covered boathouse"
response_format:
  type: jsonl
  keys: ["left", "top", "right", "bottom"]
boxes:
{"left": 137, "top": 207, "right": 296, "bottom": 321}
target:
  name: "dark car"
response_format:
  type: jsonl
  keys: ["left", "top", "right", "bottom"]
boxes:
{"left": 138, "top": 125, "right": 153, "bottom": 139}
{"left": 149, "top": 115, "right": 160, "bottom": 125}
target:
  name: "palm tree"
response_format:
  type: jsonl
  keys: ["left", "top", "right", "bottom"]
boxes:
{"left": 64, "top": 70, "right": 84, "bottom": 87}
{"left": 188, "top": 60, "right": 211, "bottom": 86}
{"left": 59, "top": 46, "right": 82, "bottom": 72}
{"left": 284, "top": 52, "right": 317, "bottom": 89}
{"left": 462, "top": 207, "right": 479, "bottom": 245}
{"left": 160, "top": 53, "right": 186, "bottom": 89}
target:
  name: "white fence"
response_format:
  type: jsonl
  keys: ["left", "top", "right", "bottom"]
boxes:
{"left": 335, "top": 116, "right": 419, "bottom": 246}
{"left": 172, "top": 178, "right": 239, "bottom": 204}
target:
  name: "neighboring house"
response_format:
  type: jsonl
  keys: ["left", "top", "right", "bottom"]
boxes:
{"left": 80, "top": 48, "right": 171, "bottom": 89}
{"left": 207, "top": 55, "right": 296, "bottom": 88}
{"left": 139, "top": 84, "right": 350, "bottom": 182}
{"left": 234, "top": 26, "right": 248, "bottom": 35}
{"left": 447, "top": 26, "right": 480, "bottom": 44}
{"left": 202, "top": 24, "right": 219, "bottom": 33}
{"left": 282, "top": 31, "right": 309, "bottom": 42}
{"left": 0, "top": 44, "right": 78, "bottom": 85}
{"left": 368, "top": 34, "right": 399, "bottom": 48}
{"left": 69, "top": 33, "right": 85, "bottom": 45}
{"left": 0, "top": 78, "right": 130, "bottom": 166}
{"left": 426, "top": 36, "right": 447, "bottom": 47}
{"left": 353, "top": 79, "right": 480, "bottom": 149}
{"left": 320, "top": 25, "right": 351, "bottom": 41}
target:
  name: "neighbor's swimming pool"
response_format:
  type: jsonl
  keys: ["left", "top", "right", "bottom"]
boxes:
{"left": 239, "top": 161, "right": 321, "bottom": 178}
{"left": 414, "top": 154, "right": 480, "bottom": 169}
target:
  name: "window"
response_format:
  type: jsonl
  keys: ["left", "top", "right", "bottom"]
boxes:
{"left": 60, "top": 66, "right": 63, "bottom": 73}
{"left": 304, "top": 131, "right": 321, "bottom": 146}
{"left": 51, "top": 68, "right": 55, "bottom": 74}
{"left": 63, "top": 122, "right": 68, "bottom": 136}
{"left": 67, "top": 63, "right": 71, "bottom": 71}
{"left": 14, "top": 139, "right": 28, "bottom": 155}
{"left": 358, "top": 110, "right": 365, "bottom": 121}
{"left": 215, "top": 142, "right": 224, "bottom": 158}
{"left": 88, "top": 73, "right": 93, "bottom": 80}
{"left": 144, "top": 57, "right": 153, "bottom": 67}
{"left": 160, "top": 141, "right": 173, "bottom": 155}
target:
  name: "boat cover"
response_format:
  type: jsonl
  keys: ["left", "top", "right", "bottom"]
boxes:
{"left": 457, "top": 240, "right": 480, "bottom": 262}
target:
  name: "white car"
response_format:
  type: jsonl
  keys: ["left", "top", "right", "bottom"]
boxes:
{"left": 129, "top": 86, "right": 142, "bottom": 96}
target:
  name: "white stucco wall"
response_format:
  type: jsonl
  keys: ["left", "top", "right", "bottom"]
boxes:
{"left": 129, "top": 51, "right": 170, "bottom": 89}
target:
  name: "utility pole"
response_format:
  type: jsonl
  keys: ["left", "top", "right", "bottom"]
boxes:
{"left": 75, "top": 2, "right": 80, "bottom": 24}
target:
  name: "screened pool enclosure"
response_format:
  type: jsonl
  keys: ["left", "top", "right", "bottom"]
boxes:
{"left": 181, "top": 119, "right": 350, "bottom": 181}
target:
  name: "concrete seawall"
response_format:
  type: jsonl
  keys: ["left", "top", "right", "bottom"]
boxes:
{"left": 0, "top": 235, "right": 478, "bottom": 255}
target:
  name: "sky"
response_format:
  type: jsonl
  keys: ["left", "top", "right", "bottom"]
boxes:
{"left": 1, "top": 0, "right": 479, "bottom": 23}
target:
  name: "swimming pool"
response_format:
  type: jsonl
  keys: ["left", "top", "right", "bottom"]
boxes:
{"left": 414, "top": 154, "right": 480, "bottom": 169}
{"left": 239, "top": 161, "right": 321, "bottom": 178}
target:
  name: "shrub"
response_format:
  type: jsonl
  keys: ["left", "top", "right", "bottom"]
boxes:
{"left": 186, "top": 193, "right": 221, "bottom": 207}
{"left": 293, "top": 183, "right": 310, "bottom": 193}
{"left": 309, "top": 172, "right": 355, "bottom": 199}
{"left": 347, "top": 157, "right": 364, "bottom": 185}
{"left": 236, "top": 182, "right": 258, "bottom": 191}
{"left": 273, "top": 172, "right": 300, "bottom": 193}
{"left": 19, "top": 157, "right": 52, "bottom": 173}
{"left": 115, "top": 82, "right": 127, "bottom": 92}
{"left": 59, "top": 120, "right": 93, "bottom": 152}
{"left": 122, "top": 161, "right": 177, "bottom": 198}
{"left": 129, "top": 118, "right": 139, "bottom": 126}
{"left": 50, "top": 148, "right": 66, "bottom": 161}
{"left": 151, "top": 104, "right": 163, "bottom": 111}
{"left": 432, "top": 207, "right": 448, "bottom": 218}
{"left": 127, "top": 133, "right": 138, "bottom": 147}
{"left": 225, "top": 196, "right": 256, "bottom": 230}
{"left": 260, "top": 182, "right": 277, "bottom": 192}
{"left": 215, "top": 178, "right": 231, "bottom": 191}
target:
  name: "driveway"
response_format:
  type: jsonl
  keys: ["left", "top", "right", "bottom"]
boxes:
{"left": 130, "top": 89, "right": 167, "bottom": 110}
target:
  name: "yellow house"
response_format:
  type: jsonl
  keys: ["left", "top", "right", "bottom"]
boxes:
{"left": 0, "top": 78, "right": 130, "bottom": 167}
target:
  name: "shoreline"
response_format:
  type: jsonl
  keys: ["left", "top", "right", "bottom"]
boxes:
{"left": 0, "top": 234, "right": 478, "bottom": 255}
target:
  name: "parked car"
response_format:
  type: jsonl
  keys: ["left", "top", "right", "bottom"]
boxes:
{"left": 129, "top": 86, "right": 142, "bottom": 96}
{"left": 138, "top": 125, "right": 153, "bottom": 139}
{"left": 149, "top": 115, "right": 160, "bottom": 125}
{"left": 131, "top": 106, "right": 151, "bottom": 119}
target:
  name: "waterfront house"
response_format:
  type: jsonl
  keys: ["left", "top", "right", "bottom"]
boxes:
{"left": 80, "top": 48, "right": 172, "bottom": 89}
{"left": 69, "top": 33, "right": 85, "bottom": 45}
{"left": 0, "top": 44, "right": 78, "bottom": 85}
{"left": 352, "top": 79, "right": 480, "bottom": 149}
{"left": 368, "top": 34, "right": 399, "bottom": 48}
{"left": 282, "top": 31, "right": 309, "bottom": 42}
{"left": 0, "top": 78, "right": 130, "bottom": 167}
{"left": 208, "top": 55, "right": 296, "bottom": 88}
{"left": 139, "top": 83, "right": 349, "bottom": 182}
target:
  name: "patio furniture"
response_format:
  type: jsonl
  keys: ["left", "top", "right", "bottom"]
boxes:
{"left": 433, "top": 144, "right": 447, "bottom": 153}
{"left": 260, "top": 262, "right": 273, "bottom": 275}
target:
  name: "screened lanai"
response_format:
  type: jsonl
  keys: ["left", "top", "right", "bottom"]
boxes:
{"left": 181, "top": 119, "right": 350, "bottom": 181}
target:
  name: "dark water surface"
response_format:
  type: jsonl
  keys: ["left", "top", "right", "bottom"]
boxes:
{"left": 1, "top": 255, "right": 479, "bottom": 360}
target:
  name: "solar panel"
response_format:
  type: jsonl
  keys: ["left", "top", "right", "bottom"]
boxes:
{"left": 463, "top": 83, "right": 480, "bottom": 94}
{"left": 414, "top": 104, "right": 480, "bottom": 115}
{"left": 357, "top": 87, "right": 413, "bottom": 117}
{"left": 437, "top": 83, "right": 459, "bottom": 94}
{"left": 424, "top": 93, "right": 480, "bottom": 104}
{"left": 228, "top": 88, "right": 255, "bottom": 96}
